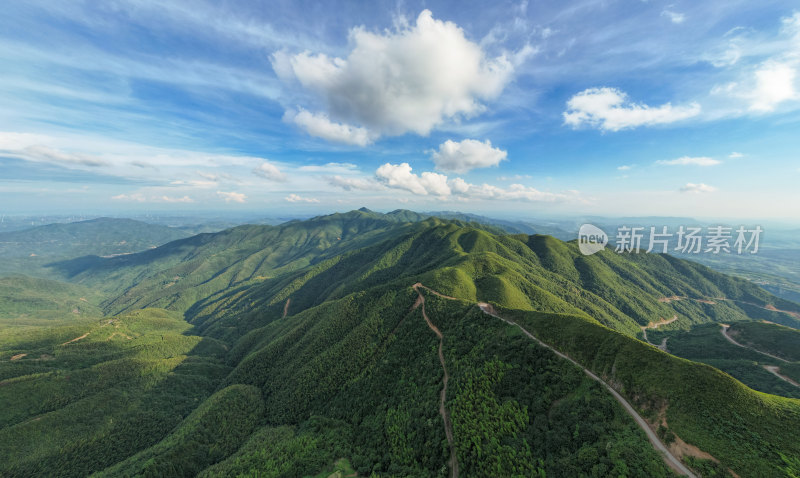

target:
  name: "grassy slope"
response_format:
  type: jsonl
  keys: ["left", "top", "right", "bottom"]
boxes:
{"left": 0, "top": 309, "right": 230, "bottom": 478}
{"left": 0, "top": 275, "right": 104, "bottom": 325}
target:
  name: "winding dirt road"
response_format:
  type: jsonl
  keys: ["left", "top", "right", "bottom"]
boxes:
{"left": 411, "top": 283, "right": 695, "bottom": 477}
{"left": 719, "top": 324, "right": 788, "bottom": 363}
{"left": 412, "top": 283, "right": 459, "bottom": 478}
{"left": 476, "top": 302, "right": 695, "bottom": 477}
{"left": 641, "top": 315, "right": 677, "bottom": 348}
{"left": 718, "top": 325, "right": 799, "bottom": 388}
{"left": 763, "top": 365, "right": 800, "bottom": 387}
{"left": 662, "top": 295, "right": 800, "bottom": 321}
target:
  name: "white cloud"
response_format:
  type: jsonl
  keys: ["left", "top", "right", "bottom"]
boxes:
{"left": 656, "top": 156, "right": 721, "bottom": 166}
{"left": 748, "top": 62, "right": 797, "bottom": 112}
{"left": 0, "top": 131, "right": 47, "bottom": 150}
{"left": 111, "top": 193, "right": 145, "bottom": 202}
{"left": 707, "top": 14, "right": 800, "bottom": 115}
{"left": 297, "top": 162, "right": 359, "bottom": 173}
{"left": 617, "top": 165, "right": 633, "bottom": 171}
{"left": 661, "top": 10, "right": 686, "bottom": 24}
{"left": 729, "top": 152, "right": 744, "bottom": 158}
{"left": 273, "top": 9, "right": 524, "bottom": 142}
{"left": 430, "top": 139, "right": 507, "bottom": 173}
{"left": 170, "top": 180, "right": 215, "bottom": 188}
{"left": 20, "top": 145, "right": 108, "bottom": 167}
{"left": 497, "top": 174, "right": 531, "bottom": 181}
{"left": 453, "top": 182, "right": 570, "bottom": 202}
{"left": 112, "top": 193, "right": 193, "bottom": 203}
{"left": 0, "top": 133, "right": 109, "bottom": 167}
{"left": 217, "top": 191, "right": 247, "bottom": 203}
{"left": 375, "top": 162, "right": 451, "bottom": 196}
{"left": 253, "top": 160, "right": 288, "bottom": 182}
{"left": 197, "top": 171, "right": 241, "bottom": 184}
{"left": 158, "top": 195, "right": 194, "bottom": 203}
{"left": 680, "top": 182, "right": 717, "bottom": 193}
{"left": 285, "top": 193, "right": 320, "bottom": 203}
{"left": 326, "top": 175, "right": 378, "bottom": 191}
{"left": 563, "top": 87, "right": 700, "bottom": 131}
{"left": 284, "top": 109, "right": 374, "bottom": 146}
{"left": 375, "top": 162, "right": 577, "bottom": 203}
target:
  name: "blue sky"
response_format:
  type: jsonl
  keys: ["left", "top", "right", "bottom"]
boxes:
{"left": 1, "top": 0, "right": 799, "bottom": 220}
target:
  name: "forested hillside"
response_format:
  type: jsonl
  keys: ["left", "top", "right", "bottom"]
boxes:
{"left": 0, "top": 217, "right": 191, "bottom": 277}
{"left": 2, "top": 211, "right": 799, "bottom": 477}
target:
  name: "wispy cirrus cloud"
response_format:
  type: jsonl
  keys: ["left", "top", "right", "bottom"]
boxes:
{"left": 707, "top": 13, "right": 800, "bottom": 115}
{"left": 563, "top": 88, "right": 700, "bottom": 131}
{"left": 112, "top": 193, "right": 193, "bottom": 203}
{"left": 253, "top": 161, "right": 288, "bottom": 182}
{"left": 656, "top": 156, "right": 721, "bottom": 166}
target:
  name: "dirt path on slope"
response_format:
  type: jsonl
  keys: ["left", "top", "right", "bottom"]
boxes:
{"left": 641, "top": 316, "right": 678, "bottom": 347}
{"left": 690, "top": 296, "right": 800, "bottom": 320}
{"left": 467, "top": 298, "right": 695, "bottom": 477}
{"left": 658, "top": 296, "right": 687, "bottom": 303}
{"left": 282, "top": 298, "right": 291, "bottom": 318}
{"left": 412, "top": 284, "right": 698, "bottom": 476}
{"left": 61, "top": 332, "right": 90, "bottom": 346}
{"left": 411, "top": 284, "right": 459, "bottom": 478}
{"left": 763, "top": 365, "right": 800, "bottom": 387}
{"left": 413, "top": 283, "right": 459, "bottom": 300}
{"left": 719, "top": 325, "right": 788, "bottom": 363}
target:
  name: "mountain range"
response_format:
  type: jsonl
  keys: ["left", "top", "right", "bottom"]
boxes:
{"left": 1, "top": 210, "right": 799, "bottom": 477}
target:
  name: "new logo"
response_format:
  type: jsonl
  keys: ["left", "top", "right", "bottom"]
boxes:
{"left": 578, "top": 224, "right": 608, "bottom": 256}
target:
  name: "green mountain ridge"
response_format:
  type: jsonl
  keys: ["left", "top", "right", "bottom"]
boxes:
{"left": 2, "top": 210, "right": 800, "bottom": 477}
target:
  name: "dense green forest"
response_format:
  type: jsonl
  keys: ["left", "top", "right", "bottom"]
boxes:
{"left": 1, "top": 210, "right": 799, "bottom": 477}
{"left": 647, "top": 321, "right": 800, "bottom": 398}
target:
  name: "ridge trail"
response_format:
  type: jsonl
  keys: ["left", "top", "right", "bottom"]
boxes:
{"left": 413, "top": 283, "right": 696, "bottom": 478}
{"left": 412, "top": 283, "right": 459, "bottom": 478}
